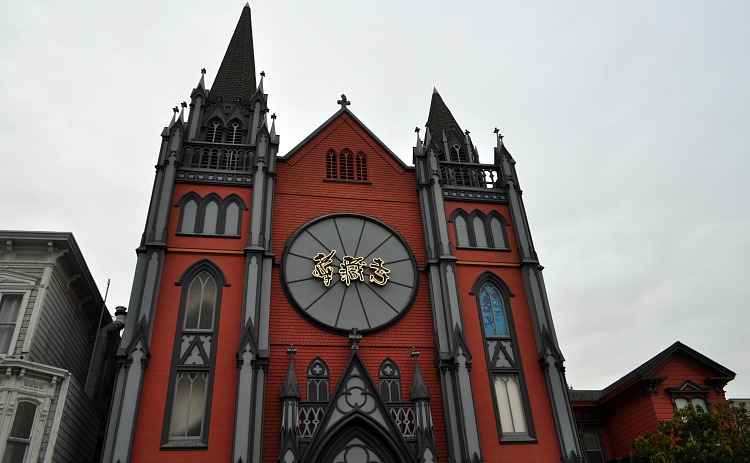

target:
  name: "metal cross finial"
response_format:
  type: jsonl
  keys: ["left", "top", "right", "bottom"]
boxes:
{"left": 286, "top": 343, "right": 297, "bottom": 355}
{"left": 181, "top": 101, "right": 187, "bottom": 108}
{"left": 201, "top": 68, "right": 206, "bottom": 75}
{"left": 410, "top": 348, "right": 420, "bottom": 358}
{"left": 415, "top": 127, "right": 421, "bottom": 134}
{"left": 260, "top": 71, "right": 266, "bottom": 77}
{"left": 494, "top": 127, "right": 504, "bottom": 140}
{"left": 337, "top": 94, "right": 351, "bottom": 109}
{"left": 348, "top": 327, "right": 362, "bottom": 350}
{"left": 271, "top": 113, "right": 277, "bottom": 120}
{"left": 172, "top": 106, "right": 179, "bottom": 114}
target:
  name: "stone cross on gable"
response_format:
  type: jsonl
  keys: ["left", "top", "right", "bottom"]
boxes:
{"left": 337, "top": 94, "right": 351, "bottom": 109}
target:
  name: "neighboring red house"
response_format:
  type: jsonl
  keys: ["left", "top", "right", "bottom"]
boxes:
{"left": 570, "top": 341, "right": 736, "bottom": 462}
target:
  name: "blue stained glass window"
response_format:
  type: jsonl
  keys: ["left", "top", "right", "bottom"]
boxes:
{"left": 480, "top": 283, "right": 508, "bottom": 336}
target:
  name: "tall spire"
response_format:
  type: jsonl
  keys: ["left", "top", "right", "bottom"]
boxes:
{"left": 426, "top": 87, "right": 462, "bottom": 137}
{"left": 207, "top": 4, "right": 256, "bottom": 103}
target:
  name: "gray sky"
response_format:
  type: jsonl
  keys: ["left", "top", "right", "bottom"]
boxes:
{"left": 2, "top": 1, "right": 748, "bottom": 398}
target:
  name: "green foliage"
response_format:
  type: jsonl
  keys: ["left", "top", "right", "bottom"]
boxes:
{"left": 630, "top": 402, "right": 750, "bottom": 463}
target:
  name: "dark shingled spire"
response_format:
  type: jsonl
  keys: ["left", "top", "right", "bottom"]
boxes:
{"left": 208, "top": 4, "right": 256, "bottom": 103}
{"left": 426, "top": 87, "right": 462, "bottom": 136}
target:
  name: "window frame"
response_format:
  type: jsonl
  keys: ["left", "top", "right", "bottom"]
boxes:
{"left": 2, "top": 400, "right": 39, "bottom": 463}
{"left": 161, "top": 261, "right": 226, "bottom": 448}
{"left": 306, "top": 357, "right": 330, "bottom": 403}
{"left": 579, "top": 428, "right": 607, "bottom": 463}
{"left": 323, "top": 148, "right": 371, "bottom": 184}
{"left": 472, "top": 274, "right": 536, "bottom": 443}
{"left": 0, "top": 290, "right": 31, "bottom": 357}
{"left": 667, "top": 381, "right": 711, "bottom": 413}
{"left": 378, "top": 359, "right": 402, "bottom": 403}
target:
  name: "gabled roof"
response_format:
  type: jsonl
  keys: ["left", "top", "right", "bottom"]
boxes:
{"left": 570, "top": 341, "right": 736, "bottom": 404}
{"left": 207, "top": 4, "right": 256, "bottom": 103}
{"left": 281, "top": 106, "right": 413, "bottom": 171}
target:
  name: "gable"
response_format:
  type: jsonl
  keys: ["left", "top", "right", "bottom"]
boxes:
{"left": 282, "top": 109, "right": 411, "bottom": 173}
{"left": 0, "top": 269, "right": 38, "bottom": 288}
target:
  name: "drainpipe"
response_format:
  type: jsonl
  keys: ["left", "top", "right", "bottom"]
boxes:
{"left": 85, "top": 306, "right": 127, "bottom": 401}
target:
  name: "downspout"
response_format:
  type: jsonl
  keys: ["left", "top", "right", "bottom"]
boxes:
{"left": 85, "top": 306, "right": 127, "bottom": 401}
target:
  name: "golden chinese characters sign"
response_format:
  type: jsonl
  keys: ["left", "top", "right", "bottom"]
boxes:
{"left": 312, "top": 250, "right": 391, "bottom": 287}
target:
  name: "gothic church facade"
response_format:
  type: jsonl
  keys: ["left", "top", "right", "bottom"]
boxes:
{"left": 102, "top": 6, "right": 583, "bottom": 462}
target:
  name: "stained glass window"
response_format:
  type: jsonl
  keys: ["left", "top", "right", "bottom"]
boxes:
{"left": 480, "top": 283, "right": 508, "bottom": 337}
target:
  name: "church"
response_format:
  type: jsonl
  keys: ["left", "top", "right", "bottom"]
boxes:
{"left": 101, "top": 5, "right": 583, "bottom": 462}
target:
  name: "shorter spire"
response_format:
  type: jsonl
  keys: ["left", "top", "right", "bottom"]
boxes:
{"left": 280, "top": 346, "right": 300, "bottom": 399}
{"left": 410, "top": 349, "right": 431, "bottom": 401}
{"left": 494, "top": 127, "right": 504, "bottom": 149}
{"left": 168, "top": 106, "right": 178, "bottom": 128}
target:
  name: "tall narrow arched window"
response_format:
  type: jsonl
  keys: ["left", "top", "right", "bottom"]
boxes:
{"left": 202, "top": 201, "right": 219, "bottom": 234}
{"left": 474, "top": 276, "right": 534, "bottom": 441}
{"left": 355, "top": 152, "right": 367, "bottom": 181}
{"left": 340, "top": 149, "right": 354, "bottom": 180}
{"left": 473, "top": 216, "right": 488, "bottom": 247}
{"left": 180, "top": 200, "right": 198, "bottom": 233}
{"left": 223, "top": 202, "right": 241, "bottom": 235}
{"left": 378, "top": 359, "right": 401, "bottom": 403}
{"left": 3, "top": 400, "right": 37, "bottom": 462}
{"left": 488, "top": 215, "right": 508, "bottom": 249}
{"left": 163, "top": 264, "right": 225, "bottom": 446}
{"left": 226, "top": 121, "right": 242, "bottom": 144}
{"left": 326, "top": 150, "right": 337, "bottom": 179}
{"left": 453, "top": 213, "right": 470, "bottom": 247}
{"left": 205, "top": 120, "right": 223, "bottom": 143}
{"left": 306, "top": 358, "right": 330, "bottom": 402}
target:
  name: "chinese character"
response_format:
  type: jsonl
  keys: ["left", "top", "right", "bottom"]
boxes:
{"left": 312, "top": 250, "right": 336, "bottom": 286}
{"left": 339, "top": 255, "right": 366, "bottom": 286}
{"left": 369, "top": 257, "right": 390, "bottom": 286}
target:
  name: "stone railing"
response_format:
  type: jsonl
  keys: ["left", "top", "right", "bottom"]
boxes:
{"left": 439, "top": 162, "right": 500, "bottom": 189}
{"left": 181, "top": 142, "right": 255, "bottom": 172}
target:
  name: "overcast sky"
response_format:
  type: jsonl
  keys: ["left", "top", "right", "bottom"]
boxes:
{"left": 2, "top": 1, "right": 748, "bottom": 398}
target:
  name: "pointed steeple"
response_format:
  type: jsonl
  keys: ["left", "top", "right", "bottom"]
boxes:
{"left": 410, "top": 352, "right": 431, "bottom": 401}
{"left": 280, "top": 347, "right": 300, "bottom": 400}
{"left": 426, "top": 87, "right": 462, "bottom": 137}
{"left": 207, "top": 4, "right": 256, "bottom": 103}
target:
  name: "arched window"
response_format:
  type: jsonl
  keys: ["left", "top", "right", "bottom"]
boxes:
{"left": 180, "top": 200, "right": 198, "bottom": 233}
{"left": 378, "top": 359, "right": 401, "bottom": 403}
{"left": 202, "top": 201, "right": 219, "bottom": 234}
{"left": 339, "top": 149, "right": 354, "bottom": 180}
{"left": 205, "top": 120, "right": 223, "bottom": 143}
{"left": 355, "top": 152, "right": 367, "bottom": 181}
{"left": 474, "top": 276, "right": 534, "bottom": 441}
{"left": 226, "top": 121, "right": 242, "bottom": 144}
{"left": 3, "top": 400, "right": 37, "bottom": 462}
{"left": 164, "top": 264, "right": 225, "bottom": 446}
{"left": 224, "top": 202, "right": 241, "bottom": 235}
{"left": 326, "top": 150, "right": 337, "bottom": 179}
{"left": 451, "top": 209, "right": 510, "bottom": 250}
{"left": 306, "top": 358, "right": 330, "bottom": 402}
{"left": 454, "top": 213, "right": 469, "bottom": 247}
{"left": 472, "top": 216, "right": 488, "bottom": 247}
{"left": 451, "top": 144, "right": 468, "bottom": 163}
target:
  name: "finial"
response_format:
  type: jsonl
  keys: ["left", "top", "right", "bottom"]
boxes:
{"left": 201, "top": 68, "right": 206, "bottom": 75}
{"left": 172, "top": 106, "right": 179, "bottom": 114}
{"left": 260, "top": 71, "right": 266, "bottom": 77}
{"left": 494, "top": 127, "right": 503, "bottom": 140}
{"left": 337, "top": 94, "right": 351, "bottom": 109}
{"left": 181, "top": 101, "right": 187, "bottom": 108}
{"left": 271, "top": 113, "right": 277, "bottom": 120}
{"left": 410, "top": 348, "right": 420, "bottom": 358}
{"left": 287, "top": 343, "right": 297, "bottom": 355}
{"left": 415, "top": 127, "right": 420, "bottom": 134}
{"left": 348, "top": 327, "right": 362, "bottom": 350}
{"left": 464, "top": 129, "right": 470, "bottom": 136}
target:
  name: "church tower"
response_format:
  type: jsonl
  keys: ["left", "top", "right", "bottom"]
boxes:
{"left": 102, "top": 5, "right": 582, "bottom": 462}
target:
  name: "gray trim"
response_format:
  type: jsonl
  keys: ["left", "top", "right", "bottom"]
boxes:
{"left": 175, "top": 191, "right": 248, "bottom": 236}
{"left": 449, "top": 209, "right": 510, "bottom": 250}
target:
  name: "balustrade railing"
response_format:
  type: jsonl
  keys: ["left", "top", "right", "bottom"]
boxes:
{"left": 440, "top": 162, "right": 500, "bottom": 189}
{"left": 182, "top": 142, "right": 255, "bottom": 172}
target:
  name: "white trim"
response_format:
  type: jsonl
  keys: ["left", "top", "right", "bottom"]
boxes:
{"left": 0, "top": 291, "right": 32, "bottom": 357}
{"left": 21, "top": 265, "right": 53, "bottom": 354}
